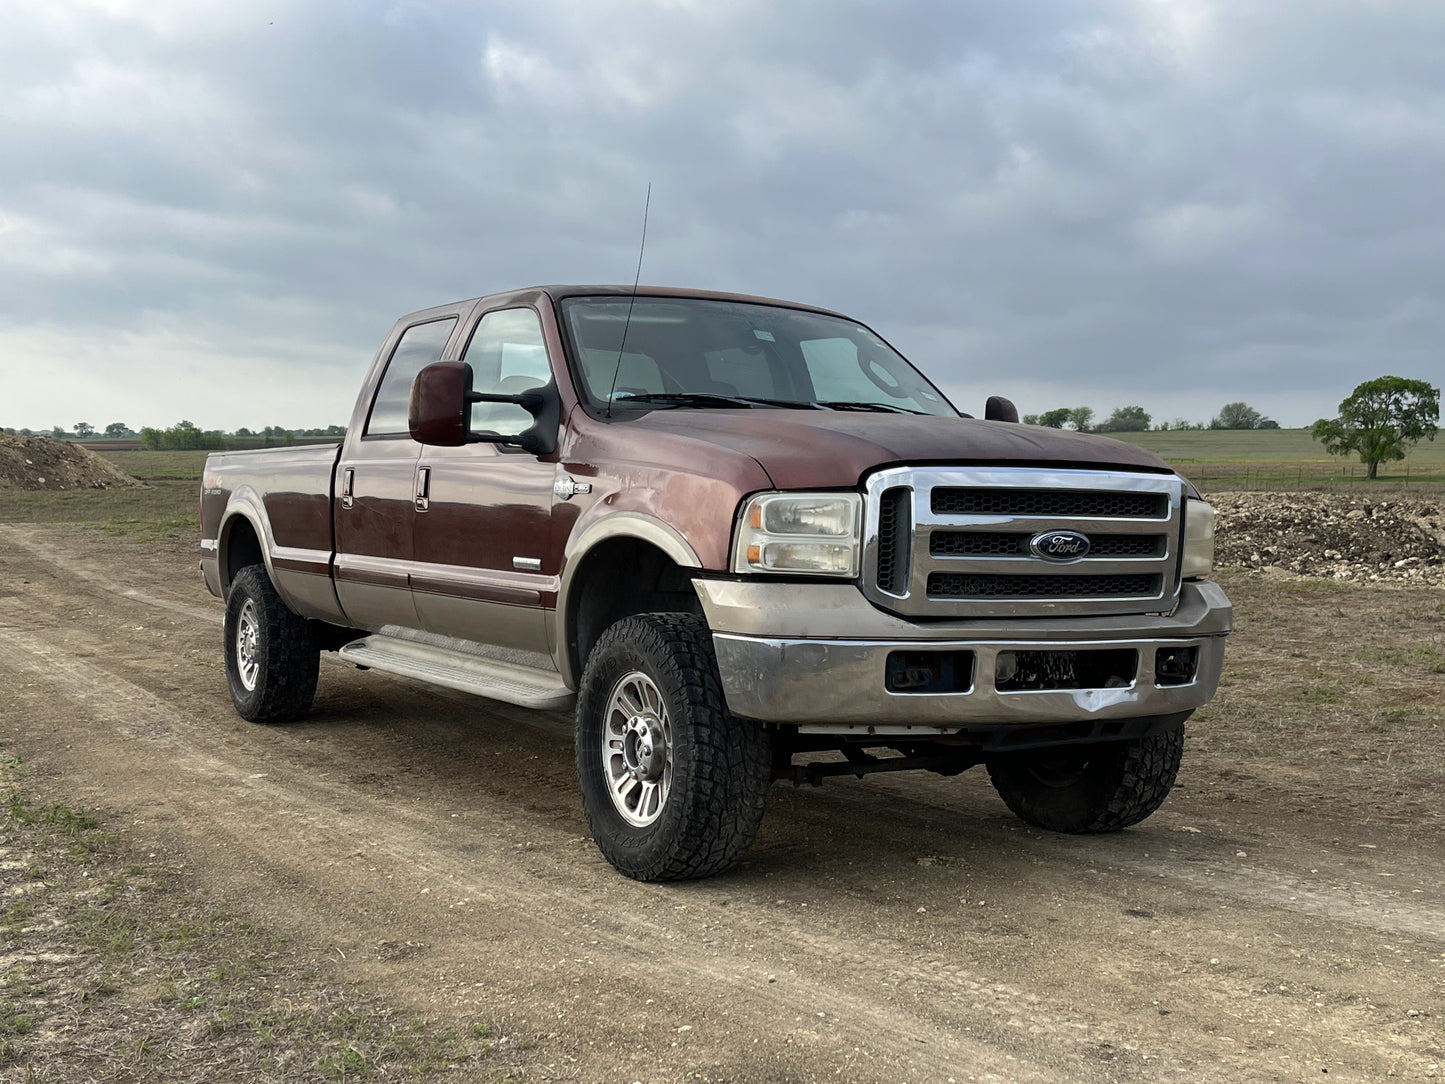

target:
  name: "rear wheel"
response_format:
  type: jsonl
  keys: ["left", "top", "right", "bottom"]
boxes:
{"left": 576, "top": 614, "right": 772, "bottom": 881}
{"left": 223, "top": 564, "right": 319, "bottom": 723}
{"left": 985, "top": 725, "right": 1184, "bottom": 833}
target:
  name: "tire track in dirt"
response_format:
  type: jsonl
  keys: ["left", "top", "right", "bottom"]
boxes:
{"left": 0, "top": 613, "right": 1171, "bottom": 1083}
{"left": 4, "top": 525, "right": 1444, "bottom": 1081}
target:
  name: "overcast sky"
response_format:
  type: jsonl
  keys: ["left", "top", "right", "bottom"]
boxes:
{"left": 2, "top": 0, "right": 1442, "bottom": 433}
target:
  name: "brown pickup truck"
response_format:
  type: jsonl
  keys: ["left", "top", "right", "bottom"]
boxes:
{"left": 200, "top": 285, "right": 1231, "bottom": 881}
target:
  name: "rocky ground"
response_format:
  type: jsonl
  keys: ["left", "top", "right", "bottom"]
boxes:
{"left": 1212, "top": 491, "right": 1445, "bottom": 586}
{"left": 0, "top": 434, "right": 143, "bottom": 491}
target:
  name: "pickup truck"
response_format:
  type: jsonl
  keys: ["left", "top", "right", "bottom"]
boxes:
{"left": 200, "top": 285, "right": 1231, "bottom": 881}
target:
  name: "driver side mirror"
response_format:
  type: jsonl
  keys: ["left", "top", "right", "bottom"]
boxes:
{"left": 409, "top": 361, "right": 561, "bottom": 455}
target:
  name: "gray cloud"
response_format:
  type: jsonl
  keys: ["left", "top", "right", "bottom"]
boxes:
{"left": 1, "top": 0, "right": 1441, "bottom": 431}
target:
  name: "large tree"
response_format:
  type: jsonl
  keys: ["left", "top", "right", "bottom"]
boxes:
{"left": 1096, "top": 405, "right": 1151, "bottom": 432}
{"left": 1209, "top": 401, "right": 1275, "bottom": 430}
{"left": 1311, "top": 376, "right": 1439, "bottom": 479}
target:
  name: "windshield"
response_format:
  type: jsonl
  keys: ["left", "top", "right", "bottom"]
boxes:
{"left": 558, "top": 297, "right": 958, "bottom": 417}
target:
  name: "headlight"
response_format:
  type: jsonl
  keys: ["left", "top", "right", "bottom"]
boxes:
{"left": 733, "top": 492, "right": 862, "bottom": 576}
{"left": 1181, "top": 498, "right": 1216, "bottom": 578}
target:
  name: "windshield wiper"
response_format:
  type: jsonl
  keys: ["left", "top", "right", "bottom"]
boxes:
{"left": 815, "top": 400, "right": 926, "bottom": 415}
{"left": 612, "top": 392, "right": 806, "bottom": 410}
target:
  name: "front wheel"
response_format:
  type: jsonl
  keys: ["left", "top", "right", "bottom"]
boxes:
{"left": 985, "top": 725, "right": 1184, "bottom": 833}
{"left": 223, "top": 564, "right": 319, "bottom": 723}
{"left": 576, "top": 614, "right": 772, "bottom": 881}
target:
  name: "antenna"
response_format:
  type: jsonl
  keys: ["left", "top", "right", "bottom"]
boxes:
{"left": 605, "top": 182, "right": 651, "bottom": 418}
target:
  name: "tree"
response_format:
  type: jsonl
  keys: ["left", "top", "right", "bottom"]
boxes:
{"left": 50, "top": 425, "right": 65, "bottom": 439}
{"left": 1311, "top": 376, "right": 1439, "bottom": 480}
{"left": 1067, "top": 406, "right": 1094, "bottom": 433}
{"left": 1209, "top": 401, "right": 1276, "bottom": 430}
{"left": 1096, "top": 405, "right": 1151, "bottom": 432}
{"left": 73, "top": 421, "right": 96, "bottom": 438}
{"left": 139, "top": 421, "right": 224, "bottom": 451}
{"left": 1036, "top": 407, "right": 1073, "bottom": 429}
{"left": 104, "top": 422, "right": 131, "bottom": 438}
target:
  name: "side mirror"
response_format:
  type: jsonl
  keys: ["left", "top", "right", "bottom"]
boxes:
{"left": 409, "top": 361, "right": 472, "bottom": 446}
{"left": 409, "top": 362, "right": 561, "bottom": 455}
{"left": 985, "top": 395, "right": 1019, "bottom": 423}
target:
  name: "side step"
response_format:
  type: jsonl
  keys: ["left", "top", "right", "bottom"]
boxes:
{"left": 338, "top": 634, "right": 575, "bottom": 711}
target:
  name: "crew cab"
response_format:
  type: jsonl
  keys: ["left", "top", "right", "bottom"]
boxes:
{"left": 200, "top": 285, "right": 1231, "bottom": 881}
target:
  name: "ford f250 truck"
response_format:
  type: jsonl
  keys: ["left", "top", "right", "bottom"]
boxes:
{"left": 200, "top": 285, "right": 1231, "bottom": 881}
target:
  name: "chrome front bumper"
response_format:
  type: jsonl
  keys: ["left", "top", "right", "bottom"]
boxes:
{"left": 694, "top": 577, "right": 1231, "bottom": 734}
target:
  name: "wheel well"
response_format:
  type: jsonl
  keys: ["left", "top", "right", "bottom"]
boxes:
{"left": 567, "top": 538, "right": 702, "bottom": 682}
{"left": 223, "top": 516, "right": 265, "bottom": 592}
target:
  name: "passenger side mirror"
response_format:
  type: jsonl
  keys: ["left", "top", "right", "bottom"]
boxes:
{"left": 985, "top": 396, "right": 1019, "bottom": 423}
{"left": 409, "top": 361, "right": 561, "bottom": 455}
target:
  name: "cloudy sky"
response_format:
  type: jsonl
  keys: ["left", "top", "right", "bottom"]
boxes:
{"left": 2, "top": 0, "right": 1441, "bottom": 433}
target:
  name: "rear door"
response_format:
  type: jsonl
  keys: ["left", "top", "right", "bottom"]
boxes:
{"left": 334, "top": 311, "right": 465, "bottom": 632}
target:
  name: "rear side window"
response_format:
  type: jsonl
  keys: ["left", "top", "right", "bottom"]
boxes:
{"left": 365, "top": 317, "right": 458, "bottom": 437}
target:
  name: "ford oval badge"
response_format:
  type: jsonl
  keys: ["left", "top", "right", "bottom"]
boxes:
{"left": 1029, "top": 530, "right": 1091, "bottom": 561}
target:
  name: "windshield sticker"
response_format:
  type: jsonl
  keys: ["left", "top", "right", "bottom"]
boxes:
{"left": 752, "top": 329, "right": 776, "bottom": 342}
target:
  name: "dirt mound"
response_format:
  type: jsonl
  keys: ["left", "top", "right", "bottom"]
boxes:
{"left": 0, "top": 434, "right": 144, "bottom": 491}
{"left": 1213, "top": 491, "right": 1444, "bottom": 585}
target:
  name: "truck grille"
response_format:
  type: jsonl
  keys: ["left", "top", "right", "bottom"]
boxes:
{"left": 864, "top": 467, "right": 1183, "bottom": 618}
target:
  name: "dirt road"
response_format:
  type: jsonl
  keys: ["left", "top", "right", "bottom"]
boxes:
{"left": 1, "top": 522, "right": 1441, "bottom": 1083}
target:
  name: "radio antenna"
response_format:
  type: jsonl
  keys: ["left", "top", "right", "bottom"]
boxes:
{"left": 605, "top": 182, "right": 650, "bottom": 418}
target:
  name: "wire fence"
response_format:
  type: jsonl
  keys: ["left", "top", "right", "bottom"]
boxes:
{"left": 1177, "top": 462, "right": 1444, "bottom": 495}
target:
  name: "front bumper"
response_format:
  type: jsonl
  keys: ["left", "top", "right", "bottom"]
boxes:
{"left": 694, "top": 577, "right": 1231, "bottom": 734}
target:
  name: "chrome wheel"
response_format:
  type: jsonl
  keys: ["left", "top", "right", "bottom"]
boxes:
{"left": 235, "top": 597, "right": 260, "bottom": 692}
{"left": 602, "top": 670, "right": 673, "bottom": 827}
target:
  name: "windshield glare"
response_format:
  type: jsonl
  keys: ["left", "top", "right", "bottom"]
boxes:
{"left": 559, "top": 297, "right": 957, "bottom": 417}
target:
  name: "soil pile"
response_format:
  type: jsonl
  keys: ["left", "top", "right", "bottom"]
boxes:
{"left": 1213, "top": 491, "right": 1444, "bottom": 585}
{"left": 0, "top": 434, "right": 143, "bottom": 491}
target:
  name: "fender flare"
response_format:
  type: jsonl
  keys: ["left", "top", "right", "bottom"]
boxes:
{"left": 555, "top": 512, "right": 704, "bottom": 688}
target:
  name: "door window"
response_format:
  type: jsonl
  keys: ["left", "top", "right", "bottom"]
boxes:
{"left": 463, "top": 308, "right": 551, "bottom": 434}
{"left": 365, "top": 317, "right": 459, "bottom": 437}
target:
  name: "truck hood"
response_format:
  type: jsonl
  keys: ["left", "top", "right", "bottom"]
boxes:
{"left": 632, "top": 409, "right": 1173, "bottom": 489}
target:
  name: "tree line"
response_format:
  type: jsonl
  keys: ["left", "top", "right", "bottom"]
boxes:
{"left": 1019, "top": 401, "right": 1279, "bottom": 433}
{"left": 1, "top": 422, "right": 347, "bottom": 449}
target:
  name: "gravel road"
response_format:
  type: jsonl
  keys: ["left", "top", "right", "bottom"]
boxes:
{"left": 1, "top": 522, "right": 1441, "bottom": 1083}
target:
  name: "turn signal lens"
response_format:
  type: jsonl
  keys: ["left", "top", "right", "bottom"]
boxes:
{"left": 1182, "top": 499, "right": 1216, "bottom": 578}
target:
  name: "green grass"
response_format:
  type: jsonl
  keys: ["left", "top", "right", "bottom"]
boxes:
{"left": 0, "top": 449, "right": 202, "bottom": 528}
{"left": 1110, "top": 428, "right": 1445, "bottom": 491}
{"left": 95, "top": 450, "right": 211, "bottom": 481}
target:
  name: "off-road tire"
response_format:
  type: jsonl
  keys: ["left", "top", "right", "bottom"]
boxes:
{"left": 985, "top": 725, "right": 1184, "bottom": 833}
{"left": 576, "top": 613, "right": 772, "bottom": 881}
{"left": 223, "top": 564, "right": 319, "bottom": 724}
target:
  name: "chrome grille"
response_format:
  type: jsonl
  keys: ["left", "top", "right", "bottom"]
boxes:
{"left": 876, "top": 487, "right": 912, "bottom": 595}
{"left": 862, "top": 467, "right": 1184, "bottom": 618}
{"left": 926, "top": 572, "right": 1163, "bottom": 599}
{"left": 931, "top": 489, "right": 1167, "bottom": 518}
{"left": 930, "top": 532, "right": 1167, "bottom": 558}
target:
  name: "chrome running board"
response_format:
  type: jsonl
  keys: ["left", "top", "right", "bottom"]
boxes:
{"left": 338, "top": 634, "right": 574, "bottom": 711}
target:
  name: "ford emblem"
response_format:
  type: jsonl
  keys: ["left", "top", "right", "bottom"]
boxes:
{"left": 1029, "top": 530, "right": 1091, "bottom": 561}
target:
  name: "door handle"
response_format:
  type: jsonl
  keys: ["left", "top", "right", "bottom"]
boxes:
{"left": 341, "top": 467, "right": 355, "bottom": 510}
{"left": 415, "top": 466, "right": 431, "bottom": 512}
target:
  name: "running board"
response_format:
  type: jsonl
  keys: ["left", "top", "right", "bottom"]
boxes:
{"left": 338, "top": 635, "right": 575, "bottom": 711}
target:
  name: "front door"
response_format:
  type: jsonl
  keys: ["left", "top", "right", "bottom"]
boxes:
{"left": 411, "top": 306, "right": 558, "bottom": 657}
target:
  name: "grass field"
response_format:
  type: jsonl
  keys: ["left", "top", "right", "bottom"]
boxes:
{"left": 1112, "top": 428, "right": 1445, "bottom": 492}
